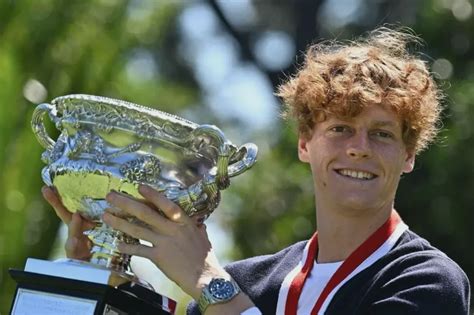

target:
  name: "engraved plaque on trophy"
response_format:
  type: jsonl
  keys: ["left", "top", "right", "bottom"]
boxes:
{"left": 9, "top": 94, "right": 258, "bottom": 314}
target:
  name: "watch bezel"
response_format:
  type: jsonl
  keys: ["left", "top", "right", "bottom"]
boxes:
{"left": 198, "top": 277, "right": 240, "bottom": 313}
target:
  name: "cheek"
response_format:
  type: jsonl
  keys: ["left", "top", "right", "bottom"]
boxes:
{"left": 309, "top": 155, "right": 332, "bottom": 187}
{"left": 307, "top": 139, "right": 339, "bottom": 185}
{"left": 383, "top": 150, "right": 408, "bottom": 180}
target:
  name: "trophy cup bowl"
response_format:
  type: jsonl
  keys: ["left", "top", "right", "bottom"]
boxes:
{"left": 27, "top": 94, "right": 257, "bottom": 295}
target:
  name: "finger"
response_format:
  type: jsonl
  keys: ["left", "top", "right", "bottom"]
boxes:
{"left": 103, "top": 212, "right": 159, "bottom": 244}
{"left": 82, "top": 217, "right": 96, "bottom": 230}
{"left": 65, "top": 236, "right": 79, "bottom": 258}
{"left": 117, "top": 242, "right": 153, "bottom": 260}
{"left": 139, "top": 185, "right": 190, "bottom": 223}
{"left": 73, "top": 211, "right": 95, "bottom": 230}
{"left": 105, "top": 191, "right": 169, "bottom": 231}
{"left": 65, "top": 237, "right": 90, "bottom": 260}
{"left": 42, "top": 186, "right": 72, "bottom": 224}
{"left": 69, "top": 212, "right": 88, "bottom": 238}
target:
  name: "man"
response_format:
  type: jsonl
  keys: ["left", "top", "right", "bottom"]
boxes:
{"left": 43, "top": 27, "right": 470, "bottom": 314}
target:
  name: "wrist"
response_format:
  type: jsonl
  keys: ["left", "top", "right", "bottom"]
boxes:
{"left": 191, "top": 269, "right": 231, "bottom": 300}
{"left": 197, "top": 276, "right": 241, "bottom": 314}
{"left": 204, "top": 292, "right": 255, "bottom": 315}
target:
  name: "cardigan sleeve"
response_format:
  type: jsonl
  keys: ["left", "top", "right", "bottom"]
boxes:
{"left": 366, "top": 252, "right": 470, "bottom": 315}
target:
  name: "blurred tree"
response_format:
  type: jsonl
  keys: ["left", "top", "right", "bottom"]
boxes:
{"left": 0, "top": 0, "right": 198, "bottom": 312}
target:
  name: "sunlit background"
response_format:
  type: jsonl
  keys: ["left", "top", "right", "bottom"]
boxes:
{"left": 1, "top": 0, "right": 473, "bottom": 313}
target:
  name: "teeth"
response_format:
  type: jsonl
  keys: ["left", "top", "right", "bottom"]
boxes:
{"left": 338, "top": 169, "right": 375, "bottom": 180}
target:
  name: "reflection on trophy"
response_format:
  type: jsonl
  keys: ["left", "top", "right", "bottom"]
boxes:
{"left": 9, "top": 94, "right": 258, "bottom": 315}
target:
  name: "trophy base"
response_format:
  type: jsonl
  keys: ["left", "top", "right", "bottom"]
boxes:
{"left": 9, "top": 262, "right": 176, "bottom": 315}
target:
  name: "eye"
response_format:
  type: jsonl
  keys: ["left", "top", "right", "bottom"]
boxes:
{"left": 330, "top": 125, "right": 350, "bottom": 133}
{"left": 373, "top": 130, "right": 394, "bottom": 139}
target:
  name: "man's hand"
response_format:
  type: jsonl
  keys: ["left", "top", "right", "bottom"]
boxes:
{"left": 42, "top": 186, "right": 95, "bottom": 260}
{"left": 102, "top": 185, "right": 228, "bottom": 301}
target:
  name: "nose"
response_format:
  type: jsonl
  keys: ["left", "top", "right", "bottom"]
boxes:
{"left": 346, "top": 132, "right": 372, "bottom": 159}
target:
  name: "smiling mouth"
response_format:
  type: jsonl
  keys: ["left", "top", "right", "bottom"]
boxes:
{"left": 335, "top": 169, "right": 378, "bottom": 180}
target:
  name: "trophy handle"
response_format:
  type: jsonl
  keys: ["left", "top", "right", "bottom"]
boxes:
{"left": 227, "top": 143, "right": 258, "bottom": 177}
{"left": 172, "top": 127, "right": 258, "bottom": 218}
{"left": 190, "top": 125, "right": 233, "bottom": 189}
{"left": 31, "top": 103, "right": 59, "bottom": 150}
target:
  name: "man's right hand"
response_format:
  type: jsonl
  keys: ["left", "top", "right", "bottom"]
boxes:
{"left": 42, "top": 186, "right": 95, "bottom": 260}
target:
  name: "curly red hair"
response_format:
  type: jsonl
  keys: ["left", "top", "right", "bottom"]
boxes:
{"left": 277, "top": 27, "right": 443, "bottom": 154}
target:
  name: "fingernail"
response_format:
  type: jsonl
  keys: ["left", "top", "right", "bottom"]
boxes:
{"left": 138, "top": 184, "right": 151, "bottom": 193}
{"left": 105, "top": 192, "right": 115, "bottom": 202}
{"left": 41, "top": 186, "right": 48, "bottom": 195}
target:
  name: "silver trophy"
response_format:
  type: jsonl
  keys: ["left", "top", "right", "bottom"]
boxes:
{"left": 10, "top": 94, "right": 257, "bottom": 314}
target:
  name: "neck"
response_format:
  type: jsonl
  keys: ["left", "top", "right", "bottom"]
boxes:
{"left": 315, "top": 203, "right": 393, "bottom": 263}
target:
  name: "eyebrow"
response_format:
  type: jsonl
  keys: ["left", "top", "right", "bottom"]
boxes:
{"left": 330, "top": 118, "right": 399, "bottom": 128}
{"left": 372, "top": 120, "right": 399, "bottom": 128}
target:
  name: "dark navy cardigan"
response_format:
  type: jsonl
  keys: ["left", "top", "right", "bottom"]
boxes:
{"left": 187, "top": 230, "right": 470, "bottom": 314}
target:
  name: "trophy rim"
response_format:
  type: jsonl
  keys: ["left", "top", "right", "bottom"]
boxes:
{"left": 51, "top": 93, "right": 199, "bottom": 129}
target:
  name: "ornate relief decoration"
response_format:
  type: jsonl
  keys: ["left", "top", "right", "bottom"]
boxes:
{"left": 119, "top": 155, "right": 162, "bottom": 184}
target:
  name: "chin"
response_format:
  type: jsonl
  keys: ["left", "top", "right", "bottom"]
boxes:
{"left": 335, "top": 195, "right": 381, "bottom": 213}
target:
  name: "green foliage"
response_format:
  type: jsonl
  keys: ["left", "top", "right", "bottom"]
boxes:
{"left": 0, "top": 0, "right": 196, "bottom": 312}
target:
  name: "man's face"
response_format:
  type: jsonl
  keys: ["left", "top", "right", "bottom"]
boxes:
{"left": 298, "top": 105, "right": 415, "bottom": 214}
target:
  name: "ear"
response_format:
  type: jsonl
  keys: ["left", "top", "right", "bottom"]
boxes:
{"left": 298, "top": 136, "right": 310, "bottom": 163}
{"left": 402, "top": 150, "right": 415, "bottom": 174}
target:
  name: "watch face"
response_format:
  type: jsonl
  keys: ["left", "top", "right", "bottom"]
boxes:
{"left": 209, "top": 278, "right": 235, "bottom": 300}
